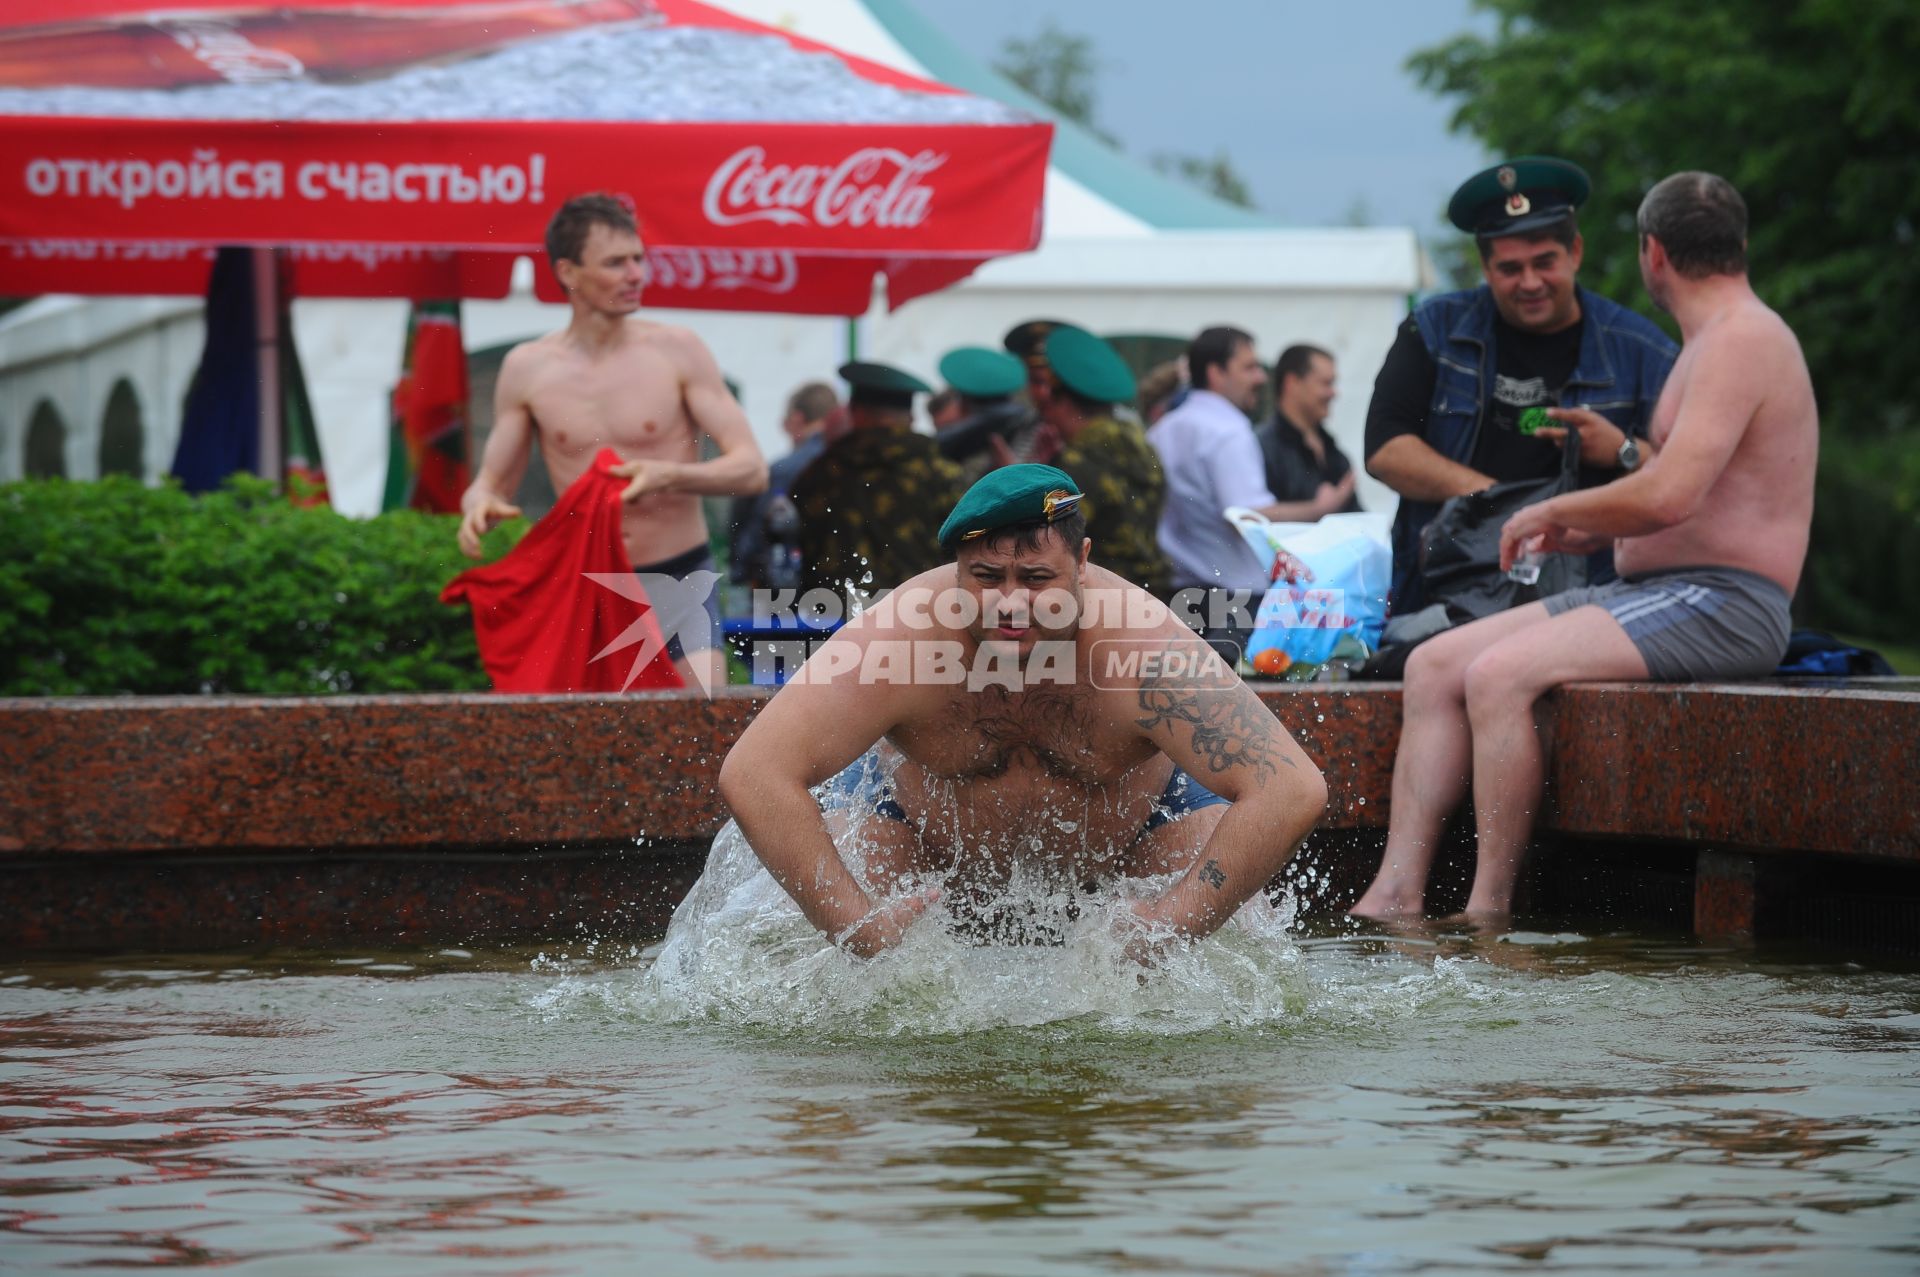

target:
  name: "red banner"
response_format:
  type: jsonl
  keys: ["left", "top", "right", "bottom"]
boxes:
{"left": 0, "top": 0, "right": 1050, "bottom": 314}
{"left": 0, "top": 120, "right": 1049, "bottom": 256}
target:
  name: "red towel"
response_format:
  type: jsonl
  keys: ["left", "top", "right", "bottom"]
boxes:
{"left": 441, "top": 449, "right": 684, "bottom": 693}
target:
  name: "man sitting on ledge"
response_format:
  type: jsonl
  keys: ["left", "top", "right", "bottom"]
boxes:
{"left": 1351, "top": 171, "right": 1817, "bottom": 922}
{"left": 718, "top": 465, "right": 1327, "bottom": 959}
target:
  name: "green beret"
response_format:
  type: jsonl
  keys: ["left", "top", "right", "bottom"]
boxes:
{"left": 938, "top": 463, "right": 1084, "bottom": 551}
{"left": 1044, "top": 326, "right": 1136, "bottom": 405}
{"left": 938, "top": 346, "right": 1025, "bottom": 399}
{"left": 1447, "top": 156, "right": 1590, "bottom": 240}
{"left": 838, "top": 359, "right": 932, "bottom": 409}
{"left": 1001, "top": 318, "right": 1083, "bottom": 361}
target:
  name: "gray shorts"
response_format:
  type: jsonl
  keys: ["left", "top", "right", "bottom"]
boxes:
{"left": 1542, "top": 565, "right": 1791, "bottom": 681}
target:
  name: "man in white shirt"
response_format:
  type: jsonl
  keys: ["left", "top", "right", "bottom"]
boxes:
{"left": 1147, "top": 325, "right": 1285, "bottom": 661}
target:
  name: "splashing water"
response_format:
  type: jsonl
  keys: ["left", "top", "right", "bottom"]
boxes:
{"left": 626, "top": 818, "right": 1302, "bottom": 1036}
{"left": 600, "top": 812, "right": 1534, "bottom": 1041}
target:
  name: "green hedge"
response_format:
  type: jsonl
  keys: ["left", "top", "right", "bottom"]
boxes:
{"left": 0, "top": 476, "right": 522, "bottom": 696}
{"left": 1799, "top": 438, "right": 1920, "bottom": 644}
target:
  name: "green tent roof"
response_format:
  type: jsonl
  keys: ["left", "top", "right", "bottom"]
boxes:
{"left": 867, "top": 0, "right": 1276, "bottom": 231}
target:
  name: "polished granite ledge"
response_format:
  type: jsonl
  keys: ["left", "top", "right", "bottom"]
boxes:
{"left": 2, "top": 681, "right": 1914, "bottom": 861}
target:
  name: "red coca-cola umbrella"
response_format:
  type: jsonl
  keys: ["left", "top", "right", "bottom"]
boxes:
{"left": 0, "top": 0, "right": 1052, "bottom": 313}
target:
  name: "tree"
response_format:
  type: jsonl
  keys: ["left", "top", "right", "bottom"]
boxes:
{"left": 1410, "top": 0, "right": 1920, "bottom": 441}
{"left": 996, "top": 23, "right": 1116, "bottom": 146}
{"left": 998, "top": 24, "right": 1256, "bottom": 210}
{"left": 1150, "top": 150, "right": 1256, "bottom": 210}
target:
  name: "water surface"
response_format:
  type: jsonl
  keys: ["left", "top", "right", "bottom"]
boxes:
{"left": 3, "top": 870, "right": 1918, "bottom": 1275}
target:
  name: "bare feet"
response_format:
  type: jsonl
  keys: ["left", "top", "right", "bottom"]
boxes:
{"left": 1437, "top": 908, "right": 1512, "bottom": 937}
{"left": 1347, "top": 886, "right": 1425, "bottom": 919}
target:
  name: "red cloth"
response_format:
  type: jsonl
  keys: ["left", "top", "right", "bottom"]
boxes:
{"left": 441, "top": 449, "right": 684, "bottom": 693}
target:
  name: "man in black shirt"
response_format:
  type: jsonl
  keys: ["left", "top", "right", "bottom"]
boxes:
{"left": 1364, "top": 157, "right": 1678, "bottom": 615}
{"left": 1255, "top": 344, "right": 1360, "bottom": 521}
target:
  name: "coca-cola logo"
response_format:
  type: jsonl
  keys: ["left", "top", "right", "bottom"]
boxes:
{"left": 703, "top": 146, "right": 945, "bottom": 230}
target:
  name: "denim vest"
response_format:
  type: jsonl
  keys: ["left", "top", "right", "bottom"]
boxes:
{"left": 1388, "top": 284, "right": 1679, "bottom": 614}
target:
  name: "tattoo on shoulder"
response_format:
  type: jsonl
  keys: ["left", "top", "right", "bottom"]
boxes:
{"left": 1198, "top": 859, "right": 1227, "bottom": 890}
{"left": 1135, "top": 673, "right": 1292, "bottom": 778}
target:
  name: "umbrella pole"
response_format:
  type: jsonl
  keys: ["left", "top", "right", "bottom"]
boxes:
{"left": 253, "top": 246, "right": 282, "bottom": 484}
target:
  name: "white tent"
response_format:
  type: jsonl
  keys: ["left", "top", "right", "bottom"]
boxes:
{"left": 0, "top": 0, "right": 1425, "bottom": 518}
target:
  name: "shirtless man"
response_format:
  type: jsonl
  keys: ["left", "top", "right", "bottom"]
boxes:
{"left": 457, "top": 193, "right": 766, "bottom": 688}
{"left": 717, "top": 464, "right": 1329, "bottom": 958}
{"left": 1351, "top": 171, "right": 1816, "bottom": 921}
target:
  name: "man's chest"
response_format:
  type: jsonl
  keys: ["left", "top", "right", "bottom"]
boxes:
{"left": 897, "top": 684, "right": 1146, "bottom": 786}
{"left": 526, "top": 357, "right": 688, "bottom": 448}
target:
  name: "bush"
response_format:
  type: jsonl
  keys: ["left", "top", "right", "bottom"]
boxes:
{"left": 0, "top": 476, "right": 523, "bottom": 696}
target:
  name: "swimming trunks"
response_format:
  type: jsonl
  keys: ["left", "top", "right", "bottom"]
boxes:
{"left": 631, "top": 542, "right": 723, "bottom": 662}
{"left": 1541, "top": 564, "right": 1791, "bottom": 680}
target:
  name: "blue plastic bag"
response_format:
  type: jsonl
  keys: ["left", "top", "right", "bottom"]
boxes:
{"left": 1226, "top": 509, "right": 1392, "bottom": 667}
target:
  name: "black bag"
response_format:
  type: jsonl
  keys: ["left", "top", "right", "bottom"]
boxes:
{"left": 1418, "top": 424, "right": 1587, "bottom": 626}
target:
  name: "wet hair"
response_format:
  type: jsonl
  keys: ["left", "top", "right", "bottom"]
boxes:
{"left": 1474, "top": 215, "right": 1578, "bottom": 262}
{"left": 1274, "top": 343, "right": 1332, "bottom": 385}
{"left": 786, "top": 380, "right": 839, "bottom": 423}
{"left": 1638, "top": 171, "right": 1748, "bottom": 279}
{"left": 960, "top": 509, "right": 1089, "bottom": 560}
{"left": 545, "top": 192, "right": 638, "bottom": 269}
{"left": 1188, "top": 326, "right": 1254, "bottom": 395}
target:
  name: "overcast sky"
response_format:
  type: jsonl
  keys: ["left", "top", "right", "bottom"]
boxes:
{"left": 906, "top": 0, "right": 1494, "bottom": 239}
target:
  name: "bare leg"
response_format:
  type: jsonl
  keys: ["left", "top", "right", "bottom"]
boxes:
{"left": 1350, "top": 603, "right": 1557, "bottom": 918}
{"left": 1455, "top": 605, "right": 1647, "bottom": 920}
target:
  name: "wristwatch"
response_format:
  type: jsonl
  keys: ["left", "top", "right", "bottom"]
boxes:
{"left": 1617, "top": 434, "right": 1643, "bottom": 473}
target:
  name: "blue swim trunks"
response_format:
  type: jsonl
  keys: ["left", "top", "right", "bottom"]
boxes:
{"left": 821, "top": 751, "right": 1228, "bottom": 836}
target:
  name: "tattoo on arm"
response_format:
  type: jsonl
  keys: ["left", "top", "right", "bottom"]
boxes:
{"left": 1198, "top": 859, "right": 1227, "bottom": 890}
{"left": 1135, "top": 675, "right": 1293, "bottom": 778}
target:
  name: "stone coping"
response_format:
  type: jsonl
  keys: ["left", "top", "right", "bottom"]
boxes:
{"left": 2, "top": 680, "right": 1914, "bottom": 862}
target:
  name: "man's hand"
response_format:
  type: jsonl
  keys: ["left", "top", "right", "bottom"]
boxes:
{"left": 1313, "top": 470, "right": 1357, "bottom": 517}
{"left": 1112, "top": 897, "right": 1179, "bottom": 967}
{"left": 1535, "top": 407, "right": 1631, "bottom": 468}
{"left": 833, "top": 886, "right": 943, "bottom": 959}
{"left": 1500, "top": 500, "right": 1608, "bottom": 569}
{"left": 457, "top": 492, "right": 522, "bottom": 559}
{"left": 606, "top": 457, "right": 685, "bottom": 503}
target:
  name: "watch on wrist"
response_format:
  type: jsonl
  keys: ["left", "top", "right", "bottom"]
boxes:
{"left": 1617, "top": 434, "right": 1643, "bottom": 473}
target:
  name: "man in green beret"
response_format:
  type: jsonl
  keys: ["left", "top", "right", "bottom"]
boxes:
{"left": 932, "top": 345, "right": 1036, "bottom": 485}
{"left": 1363, "top": 155, "right": 1678, "bottom": 626}
{"left": 789, "top": 360, "right": 966, "bottom": 601}
{"left": 997, "top": 317, "right": 1086, "bottom": 466}
{"left": 1041, "top": 326, "right": 1172, "bottom": 599}
{"left": 718, "top": 463, "right": 1328, "bottom": 962}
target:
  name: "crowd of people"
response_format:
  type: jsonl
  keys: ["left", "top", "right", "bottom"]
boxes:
{"left": 445, "top": 153, "right": 1818, "bottom": 933}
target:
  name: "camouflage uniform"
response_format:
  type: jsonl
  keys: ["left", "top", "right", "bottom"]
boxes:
{"left": 792, "top": 428, "right": 967, "bottom": 598}
{"left": 1055, "top": 413, "right": 1170, "bottom": 599}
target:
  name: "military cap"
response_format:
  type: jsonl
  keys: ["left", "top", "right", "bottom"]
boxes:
{"left": 938, "top": 346, "right": 1026, "bottom": 400}
{"left": 1001, "top": 318, "right": 1083, "bottom": 360}
{"left": 838, "top": 359, "right": 932, "bottom": 409}
{"left": 938, "top": 463, "right": 1083, "bottom": 551}
{"left": 1447, "top": 156, "right": 1591, "bottom": 241}
{"left": 1044, "top": 326, "right": 1136, "bottom": 405}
